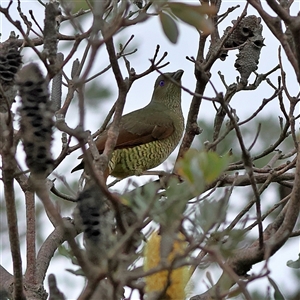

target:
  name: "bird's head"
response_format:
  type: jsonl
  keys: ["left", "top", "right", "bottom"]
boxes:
{"left": 151, "top": 69, "right": 184, "bottom": 110}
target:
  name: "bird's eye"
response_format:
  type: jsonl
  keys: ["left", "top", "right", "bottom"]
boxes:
{"left": 159, "top": 80, "right": 165, "bottom": 86}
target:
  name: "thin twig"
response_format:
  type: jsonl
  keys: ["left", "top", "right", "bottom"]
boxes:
{"left": 218, "top": 97, "right": 264, "bottom": 248}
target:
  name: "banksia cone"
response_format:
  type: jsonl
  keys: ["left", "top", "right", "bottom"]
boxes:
{"left": 235, "top": 35, "right": 265, "bottom": 85}
{"left": 144, "top": 231, "right": 190, "bottom": 299}
{"left": 218, "top": 15, "right": 264, "bottom": 69}
{"left": 221, "top": 15, "right": 264, "bottom": 84}
{"left": 224, "top": 16, "right": 262, "bottom": 48}
{"left": 74, "top": 185, "right": 115, "bottom": 265}
{"left": 18, "top": 63, "right": 54, "bottom": 175}
{"left": 0, "top": 35, "right": 22, "bottom": 110}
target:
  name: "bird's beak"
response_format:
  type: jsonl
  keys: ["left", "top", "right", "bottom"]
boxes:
{"left": 173, "top": 69, "right": 184, "bottom": 81}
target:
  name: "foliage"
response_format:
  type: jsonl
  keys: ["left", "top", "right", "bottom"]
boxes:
{"left": 0, "top": 1, "right": 299, "bottom": 300}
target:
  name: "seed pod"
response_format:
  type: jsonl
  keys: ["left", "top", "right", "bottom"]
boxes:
{"left": 0, "top": 35, "right": 22, "bottom": 110}
{"left": 220, "top": 15, "right": 265, "bottom": 84}
{"left": 74, "top": 185, "right": 115, "bottom": 265}
{"left": 235, "top": 35, "right": 265, "bottom": 85}
{"left": 18, "top": 63, "right": 54, "bottom": 175}
{"left": 224, "top": 15, "right": 263, "bottom": 48}
{"left": 43, "top": 2, "right": 61, "bottom": 64}
{"left": 218, "top": 15, "right": 264, "bottom": 65}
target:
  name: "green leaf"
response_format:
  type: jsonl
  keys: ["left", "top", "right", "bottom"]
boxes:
{"left": 58, "top": 244, "right": 79, "bottom": 266}
{"left": 122, "top": 181, "right": 161, "bottom": 214}
{"left": 175, "top": 149, "right": 204, "bottom": 194}
{"left": 168, "top": 2, "right": 215, "bottom": 34}
{"left": 176, "top": 149, "right": 230, "bottom": 195}
{"left": 287, "top": 253, "right": 300, "bottom": 269}
{"left": 60, "top": 0, "right": 91, "bottom": 13}
{"left": 268, "top": 276, "right": 285, "bottom": 300}
{"left": 58, "top": 244, "right": 73, "bottom": 259}
{"left": 206, "top": 271, "right": 214, "bottom": 286}
{"left": 163, "top": 177, "right": 190, "bottom": 225}
{"left": 198, "top": 198, "right": 228, "bottom": 232}
{"left": 159, "top": 12, "right": 179, "bottom": 44}
{"left": 66, "top": 268, "right": 85, "bottom": 276}
{"left": 198, "top": 151, "right": 230, "bottom": 183}
{"left": 210, "top": 229, "right": 245, "bottom": 258}
{"left": 153, "top": 0, "right": 169, "bottom": 4}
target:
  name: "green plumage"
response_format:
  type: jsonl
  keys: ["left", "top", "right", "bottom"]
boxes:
{"left": 72, "top": 70, "right": 184, "bottom": 179}
{"left": 109, "top": 118, "right": 183, "bottom": 178}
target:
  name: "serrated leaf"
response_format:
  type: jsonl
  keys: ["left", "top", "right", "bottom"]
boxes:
{"left": 268, "top": 276, "right": 285, "bottom": 300}
{"left": 287, "top": 253, "right": 300, "bottom": 269}
{"left": 159, "top": 12, "right": 179, "bottom": 44}
{"left": 168, "top": 2, "right": 215, "bottom": 34}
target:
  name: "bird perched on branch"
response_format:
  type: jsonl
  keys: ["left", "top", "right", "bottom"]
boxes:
{"left": 72, "top": 69, "right": 184, "bottom": 180}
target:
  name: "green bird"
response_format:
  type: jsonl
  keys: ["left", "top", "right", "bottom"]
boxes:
{"left": 72, "top": 70, "right": 184, "bottom": 179}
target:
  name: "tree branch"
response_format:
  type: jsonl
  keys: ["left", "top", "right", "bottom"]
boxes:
{"left": 36, "top": 218, "right": 78, "bottom": 284}
{"left": 24, "top": 191, "right": 37, "bottom": 285}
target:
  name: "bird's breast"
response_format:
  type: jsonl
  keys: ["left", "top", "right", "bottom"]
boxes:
{"left": 109, "top": 114, "right": 184, "bottom": 178}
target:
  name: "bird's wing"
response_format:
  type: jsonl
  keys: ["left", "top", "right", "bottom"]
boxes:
{"left": 95, "top": 109, "right": 175, "bottom": 152}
